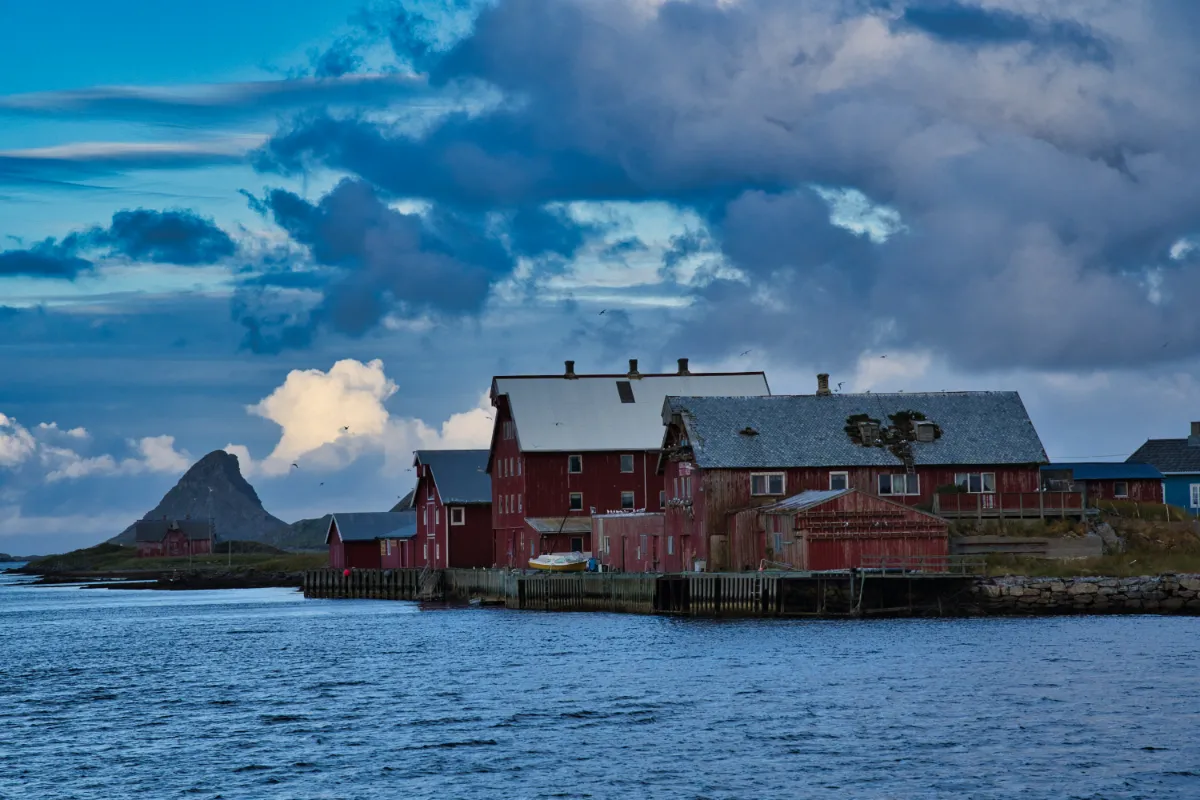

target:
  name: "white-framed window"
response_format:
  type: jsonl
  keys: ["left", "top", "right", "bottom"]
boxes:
{"left": 772, "top": 532, "right": 784, "bottom": 553}
{"left": 667, "top": 535, "right": 674, "bottom": 556}
{"left": 603, "top": 535, "right": 611, "bottom": 554}
{"left": 750, "top": 472, "right": 786, "bottom": 496}
{"left": 829, "top": 471, "right": 849, "bottom": 491}
{"left": 517, "top": 495, "right": 522, "bottom": 513}
{"left": 620, "top": 454, "right": 635, "bottom": 473}
{"left": 569, "top": 492, "right": 583, "bottom": 511}
{"left": 621, "top": 491, "right": 635, "bottom": 510}
{"left": 1113, "top": 481, "right": 1129, "bottom": 499}
{"left": 423, "top": 542, "right": 428, "bottom": 559}
{"left": 435, "top": 543, "right": 439, "bottom": 562}
{"left": 384, "top": 539, "right": 392, "bottom": 556}
{"left": 450, "top": 506, "right": 465, "bottom": 526}
{"left": 504, "top": 421, "right": 514, "bottom": 440}
{"left": 508, "top": 457, "right": 513, "bottom": 476}
{"left": 517, "top": 458, "right": 522, "bottom": 476}
{"left": 568, "top": 454, "right": 583, "bottom": 474}
{"left": 1190, "top": 484, "right": 1200, "bottom": 509}
{"left": 954, "top": 472, "right": 996, "bottom": 493}
{"left": 659, "top": 490, "right": 665, "bottom": 508}
{"left": 422, "top": 506, "right": 428, "bottom": 530}
{"left": 673, "top": 477, "right": 680, "bottom": 499}
{"left": 879, "top": 473, "right": 920, "bottom": 496}
{"left": 435, "top": 507, "right": 440, "bottom": 525}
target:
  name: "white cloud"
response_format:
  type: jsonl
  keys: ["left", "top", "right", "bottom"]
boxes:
{"left": 850, "top": 350, "right": 934, "bottom": 393}
{"left": 0, "top": 413, "right": 37, "bottom": 468}
{"left": 36, "top": 422, "right": 89, "bottom": 439}
{"left": 228, "top": 359, "right": 495, "bottom": 478}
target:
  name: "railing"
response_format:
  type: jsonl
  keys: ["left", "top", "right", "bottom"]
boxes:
{"left": 932, "top": 491, "right": 1084, "bottom": 519}
{"left": 858, "top": 554, "right": 986, "bottom": 575}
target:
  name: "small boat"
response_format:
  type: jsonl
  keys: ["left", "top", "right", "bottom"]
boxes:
{"left": 528, "top": 552, "right": 588, "bottom": 572}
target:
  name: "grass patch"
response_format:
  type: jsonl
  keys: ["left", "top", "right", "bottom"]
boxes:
{"left": 1093, "top": 500, "right": 1191, "bottom": 522}
{"left": 21, "top": 544, "right": 326, "bottom": 574}
{"left": 984, "top": 550, "right": 1200, "bottom": 578}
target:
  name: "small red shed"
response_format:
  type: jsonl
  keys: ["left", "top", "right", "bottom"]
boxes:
{"left": 134, "top": 519, "right": 214, "bottom": 558}
{"left": 413, "top": 449, "right": 493, "bottom": 569}
{"left": 731, "top": 489, "right": 949, "bottom": 571}
{"left": 326, "top": 511, "right": 417, "bottom": 570}
{"left": 593, "top": 512, "right": 676, "bottom": 573}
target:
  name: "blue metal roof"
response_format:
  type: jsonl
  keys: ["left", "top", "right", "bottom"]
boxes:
{"left": 415, "top": 449, "right": 491, "bottom": 504}
{"left": 326, "top": 511, "right": 417, "bottom": 544}
{"left": 1043, "top": 462, "right": 1163, "bottom": 480}
{"left": 667, "top": 392, "right": 1047, "bottom": 469}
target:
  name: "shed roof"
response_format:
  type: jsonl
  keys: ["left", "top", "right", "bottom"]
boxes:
{"left": 326, "top": 511, "right": 417, "bottom": 544}
{"left": 134, "top": 519, "right": 213, "bottom": 542}
{"left": 755, "top": 489, "right": 947, "bottom": 524}
{"left": 493, "top": 371, "right": 770, "bottom": 453}
{"left": 666, "top": 392, "right": 1047, "bottom": 469}
{"left": 524, "top": 516, "right": 594, "bottom": 534}
{"left": 1127, "top": 440, "right": 1200, "bottom": 474}
{"left": 390, "top": 488, "right": 415, "bottom": 512}
{"left": 414, "top": 449, "right": 491, "bottom": 504}
{"left": 1043, "top": 462, "right": 1163, "bottom": 480}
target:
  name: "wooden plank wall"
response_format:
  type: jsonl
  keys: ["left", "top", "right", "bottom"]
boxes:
{"left": 303, "top": 568, "right": 435, "bottom": 599}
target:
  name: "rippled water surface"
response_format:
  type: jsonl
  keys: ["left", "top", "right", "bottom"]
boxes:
{"left": 1, "top": 565, "right": 1198, "bottom": 799}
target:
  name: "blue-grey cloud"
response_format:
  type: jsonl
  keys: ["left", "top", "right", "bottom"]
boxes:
{"left": 250, "top": 0, "right": 1200, "bottom": 371}
{"left": 899, "top": 2, "right": 1112, "bottom": 65}
{"left": 0, "top": 208, "right": 235, "bottom": 276}
{"left": 0, "top": 141, "right": 249, "bottom": 188}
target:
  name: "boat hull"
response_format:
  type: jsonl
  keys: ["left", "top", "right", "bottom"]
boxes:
{"left": 528, "top": 560, "right": 587, "bottom": 572}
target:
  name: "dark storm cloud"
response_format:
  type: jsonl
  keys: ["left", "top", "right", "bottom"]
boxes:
{"left": 0, "top": 209, "right": 235, "bottom": 276}
{"left": 899, "top": 1, "right": 1112, "bottom": 65}
{"left": 250, "top": 0, "right": 1200, "bottom": 370}
{"left": 237, "top": 178, "right": 590, "bottom": 352}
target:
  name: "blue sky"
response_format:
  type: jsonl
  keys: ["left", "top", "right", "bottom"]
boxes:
{"left": 4, "top": 0, "right": 1200, "bottom": 555}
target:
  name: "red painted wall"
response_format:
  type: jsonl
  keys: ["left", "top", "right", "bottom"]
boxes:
{"left": 136, "top": 531, "right": 214, "bottom": 558}
{"left": 416, "top": 461, "right": 493, "bottom": 568}
{"left": 449, "top": 503, "right": 493, "bottom": 568}
{"left": 594, "top": 514, "right": 677, "bottom": 573}
{"left": 1083, "top": 478, "right": 1162, "bottom": 503}
{"left": 327, "top": 523, "right": 383, "bottom": 570}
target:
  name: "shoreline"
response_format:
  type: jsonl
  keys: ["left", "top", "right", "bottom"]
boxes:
{"left": 5, "top": 567, "right": 303, "bottom": 590}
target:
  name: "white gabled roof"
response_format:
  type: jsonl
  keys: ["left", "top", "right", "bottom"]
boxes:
{"left": 494, "top": 372, "right": 771, "bottom": 452}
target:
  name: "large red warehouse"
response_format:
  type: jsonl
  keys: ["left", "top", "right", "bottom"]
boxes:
{"left": 487, "top": 358, "right": 771, "bottom": 567}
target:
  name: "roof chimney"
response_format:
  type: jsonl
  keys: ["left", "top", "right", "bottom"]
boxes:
{"left": 816, "top": 373, "right": 831, "bottom": 396}
{"left": 677, "top": 357, "right": 690, "bottom": 375}
{"left": 564, "top": 360, "right": 577, "bottom": 379}
{"left": 628, "top": 358, "right": 641, "bottom": 378}
{"left": 1190, "top": 421, "right": 1200, "bottom": 447}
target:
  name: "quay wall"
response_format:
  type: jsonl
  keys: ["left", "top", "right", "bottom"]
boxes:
{"left": 970, "top": 574, "right": 1200, "bottom": 614}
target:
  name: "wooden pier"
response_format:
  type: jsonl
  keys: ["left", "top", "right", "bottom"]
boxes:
{"left": 303, "top": 559, "right": 983, "bottom": 618}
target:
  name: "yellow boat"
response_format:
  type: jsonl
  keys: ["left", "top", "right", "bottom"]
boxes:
{"left": 528, "top": 553, "right": 588, "bottom": 572}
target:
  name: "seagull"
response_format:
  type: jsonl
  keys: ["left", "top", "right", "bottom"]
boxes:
{"left": 340, "top": 426, "right": 349, "bottom": 432}
{"left": 837, "top": 382, "right": 844, "bottom": 391}
{"left": 291, "top": 463, "right": 299, "bottom": 469}
{"left": 739, "top": 349, "right": 752, "bottom": 356}
{"left": 319, "top": 482, "right": 324, "bottom": 486}
{"left": 599, "top": 309, "right": 607, "bottom": 315}
{"left": 880, "top": 354, "right": 887, "bottom": 359}
{"left": 1162, "top": 342, "right": 1170, "bottom": 349}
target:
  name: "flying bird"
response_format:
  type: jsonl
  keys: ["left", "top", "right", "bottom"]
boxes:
{"left": 1162, "top": 341, "right": 1170, "bottom": 349}
{"left": 340, "top": 425, "right": 349, "bottom": 432}
{"left": 837, "top": 382, "right": 844, "bottom": 391}
{"left": 599, "top": 309, "right": 607, "bottom": 315}
{"left": 319, "top": 482, "right": 324, "bottom": 486}
{"left": 880, "top": 355, "right": 887, "bottom": 359}
{"left": 291, "top": 463, "right": 298, "bottom": 469}
{"left": 739, "top": 349, "right": 752, "bottom": 356}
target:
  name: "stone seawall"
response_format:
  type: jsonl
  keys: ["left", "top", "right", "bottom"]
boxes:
{"left": 971, "top": 574, "right": 1200, "bottom": 614}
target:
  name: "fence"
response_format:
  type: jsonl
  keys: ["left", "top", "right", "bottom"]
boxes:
{"left": 858, "top": 554, "right": 987, "bottom": 574}
{"left": 933, "top": 491, "right": 1084, "bottom": 520}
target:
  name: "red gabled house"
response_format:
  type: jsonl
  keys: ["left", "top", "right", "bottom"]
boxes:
{"left": 412, "top": 449, "right": 492, "bottom": 568}
{"left": 135, "top": 518, "right": 214, "bottom": 558}
{"left": 660, "top": 375, "right": 1060, "bottom": 571}
{"left": 488, "top": 358, "right": 771, "bottom": 567}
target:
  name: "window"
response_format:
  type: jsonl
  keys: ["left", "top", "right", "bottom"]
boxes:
{"left": 773, "top": 532, "right": 784, "bottom": 553}
{"left": 1113, "top": 481, "right": 1129, "bottom": 499}
{"left": 508, "top": 457, "right": 513, "bottom": 476}
{"left": 1190, "top": 484, "right": 1200, "bottom": 509}
{"left": 621, "top": 491, "right": 635, "bottom": 510}
{"left": 879, "top": 474, "right": 920, "bottom": 496}
{"left": 750, "top": 472, "right": 786, "bottom": 496}
{"left": 569, "top": 492, "right": 583, "bottom": 511}
{"left": 383, "top": 539, "right": 392, "bottom": 556}
{"left": 530, "top": 537, "right": 537, "bottom": 556}
{"left": 422, "top": 507, "right": 428, "bottom": 529}
{"left": 659, "top": 490, "right": 666, "bottom": 509}
{"left": 504, "top": 421, "right": 514, "bottom": 440}
{"left": 517, "top": 458, "right": 522, "bottom": 476}
{"left": 667, "top": 535, "right": 674, "bottom": 556}
{"left": 603, "top": 535, "right": 611, "bottom": 554}
{"left": 450, "top": 506, "right": 465, "bottom": 526}
{"left": 423, "top": 542, "right": 428, "bottom": 559}
{"left": 829, "top": 471, "right": 849, "bottom": 491}
{"left": 571, "top": 536, "right": 584, "bottom": 553}
{"left": 620, "top": 454, "right": 635, "bottom": 473}
{"left": 683, "top": 476, "right": 692, "bottom": 498}
{"left": 616, "top": 380, "right": 635, "bottom": 403}
{"left": 518, "top": 495, "right": 522, "bottom": 513}
{"left": 673, "top": 477, "right": 680, "bottom": 499}
{"left": 435, "top": 507, "right": 440, "bottom": 525}
{"left": 955, "top": 472, "right": 997, "bottom": 494}
{"left": 568, "top": 454, "right": 583, "bottom": 474}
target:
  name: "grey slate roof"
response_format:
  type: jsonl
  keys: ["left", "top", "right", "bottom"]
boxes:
{"left": 1127, "top": 440, "right": 1200, "bottom": 474}
{"left": 134, "top": 519, "right": 213, "bottom": 542}
{"left": 1044, "top": 462, "right": 1163, "bottom": 480}
{"left": 493, "top": 371, "right": 770, "bottom": 452}
{"left": 414, "top": 449, "right": 491, "bottom": 504}
{"left": 758, "top": 489, "right": 851, "bottom": 512}
{"left": 666, "top": 392, "right": 1048, "bottom": 469}
{"left": 326, "top": 511, "right": 417, "bottom": 544}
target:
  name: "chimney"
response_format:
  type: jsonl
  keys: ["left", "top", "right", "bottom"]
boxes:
{"left": 627, "top": 358, "right": 641, "bottom": 378}
{"left": 816, "top": 373, "right": 831, "bottom": 396}
{"left": 1190, "top": 421, "right": 1200, "bottom": 447}
{"left": 564, "top": 360, "right": 577, "bottom": 379}
{"left": 677, "top": 357, "right": 690, "bottom": 375}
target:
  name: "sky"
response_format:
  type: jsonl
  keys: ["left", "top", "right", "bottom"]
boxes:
{"left": 3, "top": 0, "right": 1200, "bottom": 556}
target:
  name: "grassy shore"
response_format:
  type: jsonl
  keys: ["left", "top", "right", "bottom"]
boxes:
{"left": 16, "top": 543, "right": 326, "bottom": 575}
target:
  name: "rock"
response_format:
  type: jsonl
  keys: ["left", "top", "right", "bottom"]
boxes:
{"left": 1005, "top": 585, "right": 1026, "bottom": 597}
{"left": 979, "top": 584, "right": 1003, "bottom": 598}
{"left": 1161, "top": 597, "right": 1185, "bottom": 611}
{"left": 1094, "top": 522, "right": 1124, "bottom": 554}
{"left": 1047, "top": 582, "right": 1066, "bottom": 593}
{"left": 1186, "top": 598, "right": 1200, "bottom": 609}
{"left": 1180, "top": 577, "right": 1200, "bottom": 592}
{"left": 1068, "top": 582, "right": 1099, "bottom": 595}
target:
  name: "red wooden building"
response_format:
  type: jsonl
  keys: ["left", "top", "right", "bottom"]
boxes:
{"left": 729, "top": 489, "right": 948, "bottom": 571}
{"left": 593, "top": 512, "right": 678, "bottom": 573}
{"left": 488, "top": 358, "right": 771, "bottom": 567}
{"left": 1041, "top": 463, "right": 1163, "bottom": 505}
{"left": 326, "top": 511, "right": 417, "bottom": 570}
{"left": 660, "top": 377, "right": 1054, "bottom": 571}
{"left": 413, "top": 449, "right": 492, "bottom": 568}
{"left": 134, "top": 519, "right": 214, "bottom": 558}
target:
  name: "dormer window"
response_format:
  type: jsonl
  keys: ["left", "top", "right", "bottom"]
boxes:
{"left": 914, "top": 421, "right": 936, "bottom": 443}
